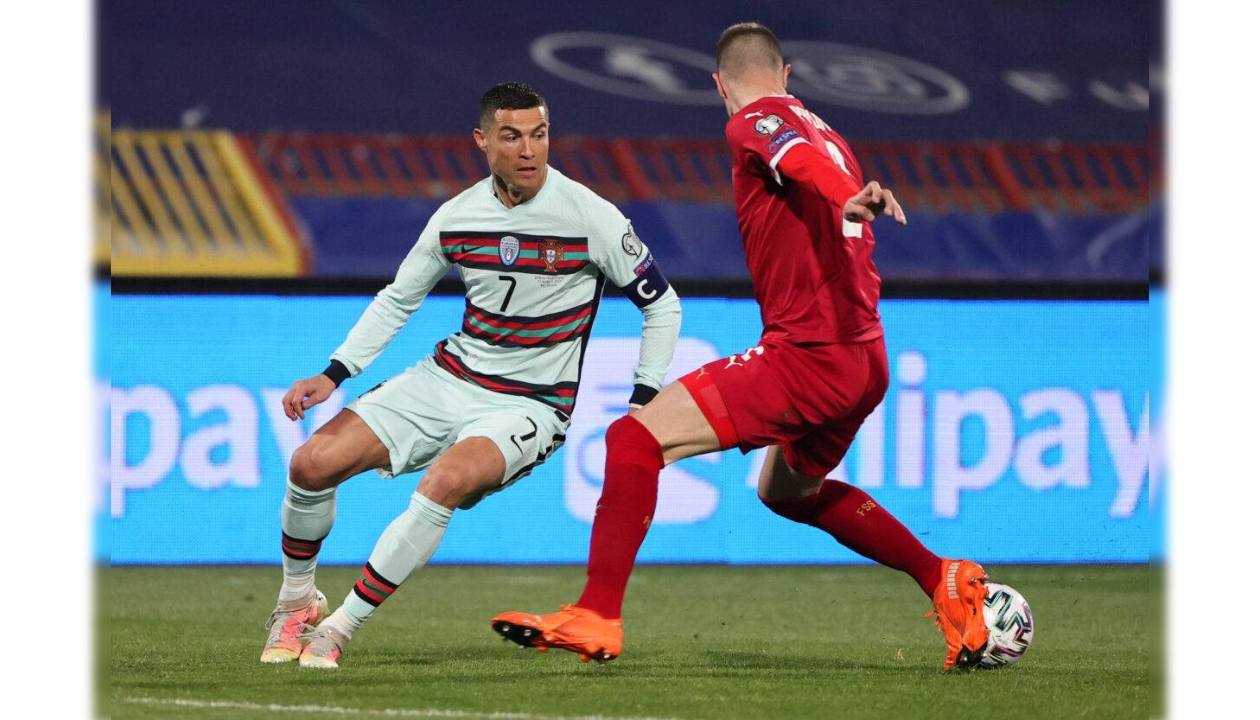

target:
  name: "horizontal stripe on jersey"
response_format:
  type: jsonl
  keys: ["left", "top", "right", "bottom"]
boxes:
{"left": 440, "top": 232, "right": 589, "bottom": 275}
{"left": 462, "top": 299, "right": 594, "bottom": 348}
{"left": 434, "top": 340, "right": 578, "bottom": 414}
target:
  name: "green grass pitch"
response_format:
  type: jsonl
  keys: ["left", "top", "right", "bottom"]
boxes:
{"left": 107, "top": 564, "right": 1153, "bottom": 719}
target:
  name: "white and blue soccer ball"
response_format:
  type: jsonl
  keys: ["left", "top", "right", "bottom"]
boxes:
{"left": 979, "top": 582, "right": 1034, "bottom": 669}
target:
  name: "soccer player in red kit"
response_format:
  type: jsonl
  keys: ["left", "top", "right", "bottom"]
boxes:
{"left": 492, "top": 22, "right": 991, "bottom": 670}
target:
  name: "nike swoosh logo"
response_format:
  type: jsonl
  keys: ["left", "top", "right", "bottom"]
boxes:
{"left": 744, "top": 111, "right": 764, "bottom": 118}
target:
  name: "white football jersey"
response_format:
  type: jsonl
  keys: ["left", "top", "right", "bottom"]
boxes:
{"left": 331, "top": 167, "right": 681, "bottom": 417}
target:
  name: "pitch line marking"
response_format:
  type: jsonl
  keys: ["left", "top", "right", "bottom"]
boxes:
{"left": 121, "top": 696, "right": 692, "bottom": 720}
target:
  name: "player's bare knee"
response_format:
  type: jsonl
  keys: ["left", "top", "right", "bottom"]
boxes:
{"left": 760, "top": 492, "right": 820, "bottom": 523}
{"left": 416, "top": 463, "right": 479, "bottom": 509}
{"left": 759, "top": 493, "right": 786, "bottom": 512}
{"left": 289, "top": 441, "right": 336, "bottom": 491}
{"left": 626, "top": 385, "right": 718, "bottom": 464}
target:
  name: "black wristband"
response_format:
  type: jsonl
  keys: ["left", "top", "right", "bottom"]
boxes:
{"left": 629, "top": 383, "right": 658, "bottom": 407}
{"left": 322, "top": 360, "right": 351, "bottom": 388}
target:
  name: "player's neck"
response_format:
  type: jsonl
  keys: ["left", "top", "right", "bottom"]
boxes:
{"left": 492, "top": 168, "right": 547, "bottom": 209}
{"left": 726, "top": 81, "right": 789, "bottom": 115}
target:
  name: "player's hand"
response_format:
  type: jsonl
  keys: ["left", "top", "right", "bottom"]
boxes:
{"left": 844, "top": 181, "right": 907, "bottom": 226}
{"left": 282, "top": 374, "right": 336, "bottom": 421}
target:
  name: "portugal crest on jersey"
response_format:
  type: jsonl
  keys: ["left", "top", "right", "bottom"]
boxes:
{"left": 541, "top": 238, "right": 565, "bottom": 272}
{"left": 499, "top": 236, "right": 520, "bottom": 266}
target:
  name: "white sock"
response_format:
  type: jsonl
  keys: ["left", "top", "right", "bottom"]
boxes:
{"left": 279, "top": 480, "right": 336, "bottom": 602}
{"left": 323, "top": 492, "right": 452, "bottom": 637}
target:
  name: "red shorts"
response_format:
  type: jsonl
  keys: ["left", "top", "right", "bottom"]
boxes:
{"left": 679, "top": 337, "right": 889, "bottom": 478}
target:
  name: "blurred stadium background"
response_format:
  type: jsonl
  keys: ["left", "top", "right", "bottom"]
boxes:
{"left": 101, "top": 0, "right": 1158, "bottom": 716}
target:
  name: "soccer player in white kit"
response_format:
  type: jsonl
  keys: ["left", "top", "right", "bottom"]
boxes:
{"left": 259, "top": 82, "right": 682, "bottom": 668}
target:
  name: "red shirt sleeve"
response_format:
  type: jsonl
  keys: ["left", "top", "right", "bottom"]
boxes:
{"left": 724, "top": 97, "right": 862, "bottom": 206}
{"left": 775, "top": 142, "right": 864, "bottom": 209}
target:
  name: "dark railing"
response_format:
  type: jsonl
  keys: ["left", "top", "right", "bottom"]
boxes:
{"left": 243, "top": 133, "right": 1151, "bottom": 214}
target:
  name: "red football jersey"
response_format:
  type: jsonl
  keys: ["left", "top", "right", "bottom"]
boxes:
{"left": 724, "top": 95, "right": 883, "bottom": 344}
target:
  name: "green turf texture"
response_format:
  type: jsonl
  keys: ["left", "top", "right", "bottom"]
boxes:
{"left": 108, "top": 564, "right": 1151, "bottom": 719}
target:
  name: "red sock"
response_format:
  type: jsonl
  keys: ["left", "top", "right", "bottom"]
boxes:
{"left": 763, "top": 481, "right": 941, "bottom": 597}
{"left": 576, "top": 415, "right": 663, "bottom": 619}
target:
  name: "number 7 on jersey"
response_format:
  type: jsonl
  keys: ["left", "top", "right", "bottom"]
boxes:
{"left": 497, "top": 275, "right": 517, "bottom": 312}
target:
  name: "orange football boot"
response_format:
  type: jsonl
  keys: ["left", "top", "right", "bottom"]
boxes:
{"left": 491, "top": 604, "right": 623, "bottom": 664}
{"left": 926, "top": 558, "right": 991, "bottom": 670}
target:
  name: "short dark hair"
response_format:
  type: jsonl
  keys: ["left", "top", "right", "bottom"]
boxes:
{"left": 479, "top": 82, "right": 548, "bottom": 128}
{"left": 716, "top": 22, "right": 784, "bottom": 77}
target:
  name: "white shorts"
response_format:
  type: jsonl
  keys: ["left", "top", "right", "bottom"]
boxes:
{"left": 345, "top": 356, "right": 569, "bottom": 508}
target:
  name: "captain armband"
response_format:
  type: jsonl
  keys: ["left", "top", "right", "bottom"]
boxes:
{"left": 618, "top": 253, "right": 672, "bottom": 309}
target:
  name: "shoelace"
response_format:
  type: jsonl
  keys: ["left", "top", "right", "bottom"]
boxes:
{"left": 263, "top": 594, "right": 318, "bottom": 630}
{"left": 294, "top": 624, "right": 324, "bottom": 642}
{"left": 264, "top": 609, "right": 283, "bottom": 631}
{"left": 265, "top": 617, "right": 312, "bottom": 649}
{"left": 264, "top": 606, "right": 306, "bottom": 633}
{"left": 296, "top": 625, "right": 345, "bottom": 658}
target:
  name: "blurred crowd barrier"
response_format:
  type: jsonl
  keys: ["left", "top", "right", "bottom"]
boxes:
{"left": 102, "top": 113, "right": 309, "bottom": 277}
{"left": 104, "top": 122, "right": 1153, "bottom": 282}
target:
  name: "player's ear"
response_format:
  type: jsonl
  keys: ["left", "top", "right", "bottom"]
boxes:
{"left": 712, "top": 72, "right": 727, "bottom": 99}
{"left": 781, "top": 62, "right": 792, "bottom": 88}
{"left": 472, "top": 127, "right": 487, "bottom": 153}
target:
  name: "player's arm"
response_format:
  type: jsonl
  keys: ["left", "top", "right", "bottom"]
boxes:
{"left": 726, "top": 102, "right": 905, "bottom": 226}
{"left": 623, "top": 256, "right": 682, "bottom": 409}
{"left": 282, "top": 210, "right": 452, "bottom": 421}
{"left": 589, "top": 212, "right": 682, "bottom": 410}
{"left": 776, "top": 144, "right": 907, "bottom": 225}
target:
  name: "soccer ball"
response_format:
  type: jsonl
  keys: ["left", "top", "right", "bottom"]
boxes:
{"left": 978, "top": 582, "right": 1034, "bottom": 669}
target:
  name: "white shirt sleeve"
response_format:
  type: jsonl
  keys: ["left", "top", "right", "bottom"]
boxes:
{"left": 585, "top": 198, "right": 682, "bottom": 398}
{"left": 330, "top": 205, "right": 452, "bottom": 376}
